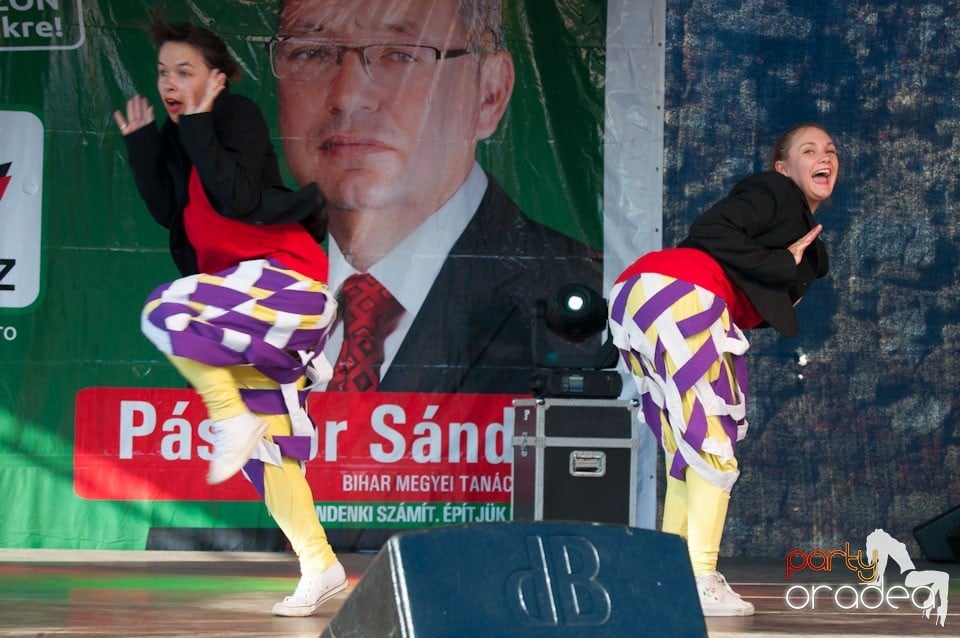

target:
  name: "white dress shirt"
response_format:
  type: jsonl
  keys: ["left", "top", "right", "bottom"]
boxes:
{"left": 321, "top": 163, "right": 488, "bottom": 387}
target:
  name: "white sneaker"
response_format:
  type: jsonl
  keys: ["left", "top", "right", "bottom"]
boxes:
{"left": 272, "top": 561, "right": 348, "bottom": 617}
{"left": 206, "top": 411, "right": 268, "bottom": 485}
{"left": 696, "top": 571, "right": 755, "bottom": 617}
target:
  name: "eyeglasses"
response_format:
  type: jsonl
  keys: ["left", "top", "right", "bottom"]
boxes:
{"left": 268, "top": 37, "right": 475, "bottom": 84}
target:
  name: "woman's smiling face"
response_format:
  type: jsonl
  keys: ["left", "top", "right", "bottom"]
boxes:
{"left": 774, "top": 126, "right": 838, "bottom": 213}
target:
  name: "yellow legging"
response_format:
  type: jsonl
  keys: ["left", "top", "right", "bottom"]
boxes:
{"left": 655, "top": 342, "right": 740, "bottom": 577}
{"left": 662, "top": 450, "right": 736, "bottom": 576}
{"left": 167, "top": 354, "right": 337, "bottom": 574}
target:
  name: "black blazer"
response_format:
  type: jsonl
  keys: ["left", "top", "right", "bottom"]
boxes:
{"left": 122, "top": 91, "right": 322, "bottom": 276}
{"left": 379, "top": 177, "right": 604, "bottom": 394}
{"left": 678, "top": 171, "right": 829, "bottom": 337}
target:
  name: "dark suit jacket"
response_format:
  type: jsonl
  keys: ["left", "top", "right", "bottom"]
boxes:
{"left": 678, "top": 171, "right": 829, "bottom": 337}
{"left": 378, "top": 176, "right": 604, "bottom": 394}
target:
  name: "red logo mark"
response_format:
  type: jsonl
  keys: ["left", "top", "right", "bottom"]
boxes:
{"left": 0, "top": 162, "right": 11, "bottom": 202}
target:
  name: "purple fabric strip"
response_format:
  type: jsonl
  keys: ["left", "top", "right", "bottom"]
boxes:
{"left": 641, "top": 394, "right": 663, "bottom": 442}
{"left": 719, "top": 413, "right": 740, "bottom": 453}
{"left": 167, "top": 330, "right": 258, "bottom": 367}
{"left": 273, "top": 435, "right": 313, "bottom": 462}
{"left": 283, "top": 326, "right": 332, "bottom": 351}
{"left": 146, "top": 301, "right": 193, "bottom": 326}
{"left": 682, "top": 398, "right": 708, "bottom": 451}
{"left": 610, "top": 280, "right": 631, "bottom": 325}
{"left": 242, "top": 459, "right": 266, "bottom": 500}
{"left": 633, "top": 279, "right": 693, "bottom": 332}
{"left": 669, "top": 452, "right": 688, "bottom": 481}
{"left": 713, "top": 368, "right": 735, "bottom": 405}
{"left": 256, "top": 288, "right": 332, "bottom": 315}
{"left": 618, "top": 349, "right": 632, "bottom": 372}
{"left": 715, "top": 357, "right": 744, "bottom": 450}
{"left": 192, "top": 281, "right": 252, "bottom": 309}
{"left": 676, "top": 294, "right": 725, "bottom": 337}
{"left": 712, "top": 346, "right": 741, "bottom": 407}
{"left": 653, "top": 335, "right": 668, "bottom": 380}
{"left": 252, "top": 266, "right": 298, "bottom": 291}
{"left": 672, "top": 337, "right": 720, "bottom": 395}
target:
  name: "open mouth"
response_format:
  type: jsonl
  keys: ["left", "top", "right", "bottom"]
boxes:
{"left": 812, "top": 168, "right": 832, "bottom": 183}
{"left": 165, "top": 98, "right": 182, "bottom": 111}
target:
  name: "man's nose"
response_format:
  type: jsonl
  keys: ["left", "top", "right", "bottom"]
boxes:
{"left": 325, "top": 50, "right": 379, "bottom": 113}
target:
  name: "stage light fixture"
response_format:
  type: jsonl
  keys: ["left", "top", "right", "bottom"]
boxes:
{"left": 545, "top": 283, "right": 608, "bottom": 342}
{"left": 531, "top": 283, "right": 623, "bottom": 398}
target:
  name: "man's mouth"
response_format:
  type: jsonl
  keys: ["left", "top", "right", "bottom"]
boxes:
{"left": 319, "top": 135, "right": 390, "bottom": 153}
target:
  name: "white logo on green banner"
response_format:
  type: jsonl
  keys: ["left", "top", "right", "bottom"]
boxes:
{"left": 0, "top": 110, "right": 43, "bottom": 308}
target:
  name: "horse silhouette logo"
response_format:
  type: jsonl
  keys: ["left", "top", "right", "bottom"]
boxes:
{"left": 865, "top": 528, "right": 949, "bottom": 627}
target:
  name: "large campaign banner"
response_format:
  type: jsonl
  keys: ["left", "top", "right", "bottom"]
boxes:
{"left": 0, "top": 0, "right": 663, "bottom": 550}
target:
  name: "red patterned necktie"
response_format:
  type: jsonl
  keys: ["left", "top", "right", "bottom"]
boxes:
{"left": 328, "top": 274, "right": 403, "bottom": 392}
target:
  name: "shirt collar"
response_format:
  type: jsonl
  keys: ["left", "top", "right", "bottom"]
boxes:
{"left": 328, "top": 162, "right": 487, "bottom": 316}
{"left": 325, "top": 162, "right": 488, "bottom": 377}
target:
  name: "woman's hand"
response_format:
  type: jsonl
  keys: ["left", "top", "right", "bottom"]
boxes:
{"left": 113, "top": 95, "right": 154, "bottom": 135}
{"left": 788, "top": 224, "right": 822, "bottom": 265}
{"left": 183, "top": 69, "right": 227, "bottom": 116}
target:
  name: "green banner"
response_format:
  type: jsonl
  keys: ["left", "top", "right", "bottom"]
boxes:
{"left": 0, "top": 0, "right": 663, "bottom": 550}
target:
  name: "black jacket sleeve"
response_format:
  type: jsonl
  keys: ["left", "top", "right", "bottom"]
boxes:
{"left": 177, "top": 93, "right": 271, "bottom": 218}
{"left": 123, "top": 122, "right": 182, "bottom": 230}
{"left": 178, "top": 92, "right": 322, "bottom": 226}
{"left": 682, "top": 173, "right": 800, "bottom": 287}
{"left": 678, "top": 171, "right": 829, "bottom": 337}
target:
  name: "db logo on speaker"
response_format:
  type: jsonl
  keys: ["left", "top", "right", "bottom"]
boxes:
{"left": 507, "top": 535, "right": 611, "bottom": 626}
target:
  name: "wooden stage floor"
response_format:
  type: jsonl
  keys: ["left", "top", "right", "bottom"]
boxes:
{"left": 0, "top": 550, "right": 956, "bottom": 637}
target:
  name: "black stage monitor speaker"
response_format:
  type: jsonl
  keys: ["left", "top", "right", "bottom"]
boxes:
{"left": 321, "top": 522, "right": 706, "bottom": 638}
{"left": 914, "top": 504, "right": 960, "bottom": 562}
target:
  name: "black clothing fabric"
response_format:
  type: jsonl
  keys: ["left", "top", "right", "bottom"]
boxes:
{"left": 122, "top": 91, "right": 322, "bottom": 276}
{"left": 678, "top": 171, "right": 829, "bottom": 337}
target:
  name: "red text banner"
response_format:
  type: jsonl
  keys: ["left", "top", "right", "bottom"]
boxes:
{"left": 74, "top": 388, "right": 517, "bottom": 505}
